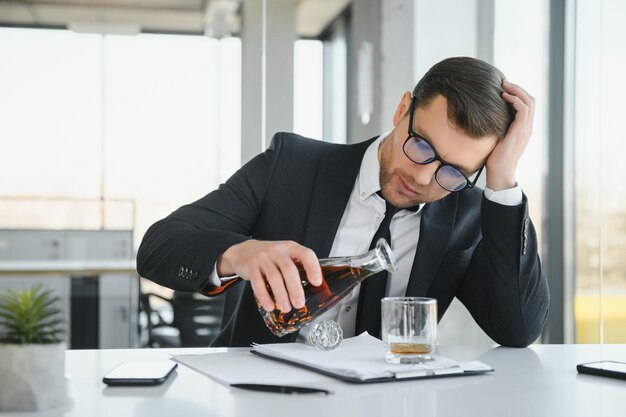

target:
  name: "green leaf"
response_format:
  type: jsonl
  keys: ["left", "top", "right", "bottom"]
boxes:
{"left": 0, "top": 284, "right": 65, "bottom": 344}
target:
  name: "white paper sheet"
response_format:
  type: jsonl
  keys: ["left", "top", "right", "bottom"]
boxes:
{"left": 172, "top": 350, "right": 332, "bottom": 386}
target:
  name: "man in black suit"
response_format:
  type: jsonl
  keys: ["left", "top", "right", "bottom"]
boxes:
{"left": 137, "top": 57, "right": 549, "bottom": 348}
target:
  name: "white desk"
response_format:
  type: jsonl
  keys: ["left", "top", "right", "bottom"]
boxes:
{"left": 4, "top": 344, "right": 625, "bottom": 417}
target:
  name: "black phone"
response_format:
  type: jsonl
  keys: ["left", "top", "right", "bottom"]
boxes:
{"left": 103, "top": 361, "right": 178, "bottom": 386}
{"left": 577, "top": 360, "right": 626, "bottom": 381}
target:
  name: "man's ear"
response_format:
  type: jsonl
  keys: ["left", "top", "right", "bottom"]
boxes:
{"left": 392, "top": 91, "right": 413, "bottom": 128}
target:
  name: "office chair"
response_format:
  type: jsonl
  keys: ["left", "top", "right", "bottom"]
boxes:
{"left": 139, "top": 290, "right": 226, "bottom": 348}
{"left": 138, "top": 292, "right": 180, "bottom": 348}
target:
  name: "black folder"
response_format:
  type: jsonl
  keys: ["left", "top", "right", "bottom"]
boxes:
{"left": 250, "top": 350, "right": 493, "bottom": 384}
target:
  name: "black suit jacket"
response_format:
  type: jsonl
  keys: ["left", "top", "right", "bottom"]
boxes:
{"left": 137, "top": 132, "right": 549, "bottom": 347}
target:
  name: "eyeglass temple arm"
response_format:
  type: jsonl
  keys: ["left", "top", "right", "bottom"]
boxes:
{"left": 469, "top": 165, "right": 486, "bottom": 188}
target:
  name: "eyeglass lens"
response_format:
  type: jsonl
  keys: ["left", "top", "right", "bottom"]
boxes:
{"left": 404, "top": 137, "right": 468, "bottom": 192}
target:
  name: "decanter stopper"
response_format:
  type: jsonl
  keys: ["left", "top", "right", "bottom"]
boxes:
{"left": 309, "top": 320, "right": 343, "bottom": 350}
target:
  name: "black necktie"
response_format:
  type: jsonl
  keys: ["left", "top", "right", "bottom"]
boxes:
{"left": 355, "top": 198, "right": 400, "bottom": 338}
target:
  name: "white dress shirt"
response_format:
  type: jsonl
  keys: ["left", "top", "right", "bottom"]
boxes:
{"left": 210, "top": 133, "right": 523, "bottom": 343}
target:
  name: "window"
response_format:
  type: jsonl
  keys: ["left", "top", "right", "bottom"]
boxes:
{"left": 294, "top": 39, "right": 324, "bottom": 139}
{"left": 493, "top": 0, "right": 550, "bottom": 260}
{"left": 0, "top": 28, "right": 241, "bottom": 249}
{"left": 572, "top": 0, "right": 626, "bottom": 343}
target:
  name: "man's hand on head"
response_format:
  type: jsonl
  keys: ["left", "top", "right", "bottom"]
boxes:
{"left": 485, "top": 80, "right": 535, "bottom": 191}
{"left": 216, "top": 240, "right": 323, "bottom": 313}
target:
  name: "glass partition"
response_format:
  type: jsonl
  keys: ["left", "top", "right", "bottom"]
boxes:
{"left": 494, "top": 0, "right": 549, "bottom": 260}
{"left": 573, "top": 0, "right": 626, "bottom": 343}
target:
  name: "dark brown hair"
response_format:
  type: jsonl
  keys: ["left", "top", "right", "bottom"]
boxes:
{"left": 412, "top": 57, "right": 514, "bottom": 139}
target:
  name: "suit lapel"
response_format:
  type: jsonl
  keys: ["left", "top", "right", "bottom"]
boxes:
{"left": 405, "top": 193, "right": 459, "bottom": 296}
{"left": 303, "top": 139, "right": 374, "bottom": 258}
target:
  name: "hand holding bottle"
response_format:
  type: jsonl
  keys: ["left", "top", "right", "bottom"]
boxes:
{"left": 217, "top": 239, "right": 396, "bottom": 337}
{"left": 216, "top": 240, "right": 323, "bottom": 313}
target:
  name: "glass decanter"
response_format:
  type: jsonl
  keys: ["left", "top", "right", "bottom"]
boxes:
{"left": 204, "top": 239, "right": 397, "bottom": 337}
{"left": 259, "top": 238, "right": 397, "bottom": 337}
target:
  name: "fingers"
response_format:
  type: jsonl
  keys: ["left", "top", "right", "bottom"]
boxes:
{"left": 502, "top": 80, "right": 535, "bottom": 107}
{"left": 279, "top": 242, "right": 321, "bottom": 309}
{"left": 502, "top": 91, "right": 529, "bottom": 116}
{"left": 293, "top": 244, "right": 323, "bottom": 287}
{"left": 502, "top": 80, "right": 534, "bottom": 124}
{"left": 249, "top": 255, "right": 296, "bottom": 313}
{"left": 485, "top": 80, "right": 535, "bottom": 190}
{"left": 276, "top": 256, "right": 306, "bottom": 309}
{"left": 228, "top": 240, "right": 320, "bottom": 312}
{"left": 262, "top": 260, "right": 292, "bottom": 312}
{"left": 249, "top": 270, "right": 276, "bottom": 312}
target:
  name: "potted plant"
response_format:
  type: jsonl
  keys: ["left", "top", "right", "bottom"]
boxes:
{"left": 0, "top": 284, "right": 67, "bottom": 411}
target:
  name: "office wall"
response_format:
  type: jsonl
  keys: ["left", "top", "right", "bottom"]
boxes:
{"left": 413, "top": 0, "right": 479, "bottom": 78}
{"left": 378, "top": 0, "right": 480, "bottom": 133}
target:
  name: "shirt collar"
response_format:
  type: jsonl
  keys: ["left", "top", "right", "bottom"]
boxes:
{"left": 358, "top": 132, "right": 389, "bottom": 202}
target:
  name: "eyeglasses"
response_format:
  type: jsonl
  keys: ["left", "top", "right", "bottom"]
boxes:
{"left": 402, "top": 96, "right": 484, "bottom": 193}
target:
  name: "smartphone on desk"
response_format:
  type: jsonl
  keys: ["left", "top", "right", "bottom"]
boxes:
{"left": 103, "top": 361, "right": 178, "bottom": 386}
{"left": 577, "top": 361, "right": 626, "bottom": 381}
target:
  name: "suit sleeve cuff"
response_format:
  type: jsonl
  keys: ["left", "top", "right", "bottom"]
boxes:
{"left": 484, "top": 185, "right": 523, "bottom": 206}
{"left": 208, "top": 262, "right": 239, "bottom": 287}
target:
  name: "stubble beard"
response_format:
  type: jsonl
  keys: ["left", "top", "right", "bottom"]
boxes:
{"left": 378, "top": 136, "right": 448, "bottom": 208}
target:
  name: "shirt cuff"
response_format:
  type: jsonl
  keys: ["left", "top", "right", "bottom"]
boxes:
{"left": 484, "top": 185, "right": 523, "bottom": 206}
{"left": 208, "top": 262, "right": 238, "bottom": 287}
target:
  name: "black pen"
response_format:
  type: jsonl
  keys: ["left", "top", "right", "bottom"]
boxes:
{"left": 231, "top": 383, "right": 332, "bottom": 395}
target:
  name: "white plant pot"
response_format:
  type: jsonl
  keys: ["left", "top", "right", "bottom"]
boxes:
{"left": 0, "top": 343, "right": 67, "bottom": 411}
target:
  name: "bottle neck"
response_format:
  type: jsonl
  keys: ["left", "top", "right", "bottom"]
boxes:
{"left": 349, "top": 246, "right": 390, "bottom": 273}
{"left": 319, "top": 239, "right": 397, "bottom": 279}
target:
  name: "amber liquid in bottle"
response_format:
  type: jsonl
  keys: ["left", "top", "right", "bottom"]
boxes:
{"left": 257, "top": 239, "right": 397, "bottom": 337}
{"left": 257, "top": 264, "right": 369, "bottom": 336}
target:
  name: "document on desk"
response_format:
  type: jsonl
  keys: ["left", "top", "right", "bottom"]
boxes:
{"left": 251, "top": 333, "right": 493, "bottom": 383}
{"left": 172, "top": 349, "right": 332, "bottom": 387}
{"left": 173, "top": 333, "right": 492, "bottom": 386}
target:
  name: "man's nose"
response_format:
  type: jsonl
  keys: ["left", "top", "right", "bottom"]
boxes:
{"left": 412, "top": 162, "right": 440, "bottom": 185}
